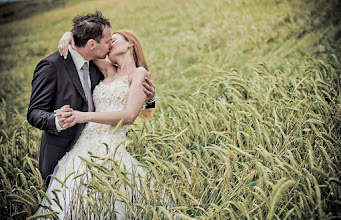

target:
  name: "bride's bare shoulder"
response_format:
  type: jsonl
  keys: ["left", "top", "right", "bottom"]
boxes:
{"left": 128, "top": 67, "right": 148, "bottom": 84}
{"left": 128, "top": 67, "right": 146, "bottom": 85}
{"left": 135, "top": 67, "right": 148, "bottom": 77}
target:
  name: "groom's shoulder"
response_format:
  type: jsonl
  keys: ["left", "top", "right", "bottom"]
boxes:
{"left": 33, "top": 51, "right": 67, "bottom": 74}
{"left": 35, "top": 51, "right": 70, "bottom": 70}
{"left": 41, "top": 51, "right": 63, "bottom": 63}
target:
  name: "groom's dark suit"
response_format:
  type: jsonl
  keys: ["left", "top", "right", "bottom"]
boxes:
{"left": 27, "top": 51, "right": 103, "bottom": 180}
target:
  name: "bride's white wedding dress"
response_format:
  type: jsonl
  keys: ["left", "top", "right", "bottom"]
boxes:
{"left": 36, "top": 79, "right": 176, "bottom": 219}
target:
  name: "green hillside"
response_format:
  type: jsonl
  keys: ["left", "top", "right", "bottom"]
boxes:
{"left": 0, "top": 0, "right": 340, "bottom": 219}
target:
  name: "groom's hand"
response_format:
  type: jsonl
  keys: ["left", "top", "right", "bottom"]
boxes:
{"left": 55, "top": 105, "right": 74, "bottom": 129}
{"left": 143, "top": 71, "right": 156, "bottom": 101}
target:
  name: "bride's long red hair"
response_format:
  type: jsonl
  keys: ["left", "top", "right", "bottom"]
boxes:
{"left": 114, "top": 30, "right": 154, "bottom": 120}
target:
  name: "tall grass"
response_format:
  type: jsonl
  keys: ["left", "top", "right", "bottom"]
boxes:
{"left": 1, "top": 0, "right": 340, "bottom": 219}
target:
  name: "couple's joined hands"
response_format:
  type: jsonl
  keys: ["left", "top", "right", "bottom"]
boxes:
{"left": 55, "top": 105, "right": 85, "bottom": 129}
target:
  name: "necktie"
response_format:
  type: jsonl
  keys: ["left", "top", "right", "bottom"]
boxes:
{"left": 81, "top": 63, "right": 94, "bottom": 112}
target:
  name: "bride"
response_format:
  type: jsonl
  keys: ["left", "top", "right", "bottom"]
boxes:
{"left": 35, "top": 30, "right": 178, "bottom": 219}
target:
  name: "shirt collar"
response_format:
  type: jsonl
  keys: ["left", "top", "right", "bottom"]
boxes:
{"left": 68, "top": 44, "right": 89, "bottom": 70}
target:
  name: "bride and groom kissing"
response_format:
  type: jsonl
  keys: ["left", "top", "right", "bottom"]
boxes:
{"left": 28, "top": 11, "right": 177, "bottom": 219}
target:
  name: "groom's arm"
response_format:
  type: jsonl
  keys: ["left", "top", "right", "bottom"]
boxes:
{"left": 27, "top": 59, "right": 58, "bottom": 135}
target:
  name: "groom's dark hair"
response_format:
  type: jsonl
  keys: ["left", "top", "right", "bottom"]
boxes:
{"left": 71, "top": 11, "right": 111, "bottom": 47}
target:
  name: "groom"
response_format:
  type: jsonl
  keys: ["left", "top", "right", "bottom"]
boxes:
{"left": 27, "top": 12, "right": 155, "bottom": 182}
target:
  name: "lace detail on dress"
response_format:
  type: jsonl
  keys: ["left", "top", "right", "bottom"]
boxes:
{"left": 93, "top": 79, "right": 129, "bottom": 112}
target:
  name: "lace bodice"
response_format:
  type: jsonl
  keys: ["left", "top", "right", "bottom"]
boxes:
{"left": 79, "top": 79, "right": 130, "bottom": 151}
{"left": 56, "top": 79, "right": 131, "bottom": 172}
{"left": 93, "top": 79, "right": 130, "bottom": 112}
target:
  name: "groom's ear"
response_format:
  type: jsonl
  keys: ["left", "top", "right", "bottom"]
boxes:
{"left": 87, "top": 39, "right": 96, "bottom": 50}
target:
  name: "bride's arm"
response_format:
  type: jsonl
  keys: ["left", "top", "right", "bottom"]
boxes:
{"left": 65, "top": 67, "right": 148, "bottom": 126}
{"left": 92, "top": 59, "right": 112, "bottom": 76}
{"left": 58, "top": 32, "right": 75, "bottom": 58}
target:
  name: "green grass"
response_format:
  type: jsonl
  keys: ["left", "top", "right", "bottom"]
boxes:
{"left": 0, "top": 0, "right": 340, "bottom": 219}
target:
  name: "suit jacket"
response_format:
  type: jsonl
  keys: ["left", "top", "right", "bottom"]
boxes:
{"left": 27, "top": 51, "right": 103, "bottom": 180}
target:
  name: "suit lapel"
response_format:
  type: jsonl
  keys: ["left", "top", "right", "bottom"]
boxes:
{"left": 64, "top": 55, "right": 87, "bottom": 102}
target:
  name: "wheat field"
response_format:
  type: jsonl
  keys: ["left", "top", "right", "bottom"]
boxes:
{"left": 0, "top": 0, "right": 340, "bottom": 219}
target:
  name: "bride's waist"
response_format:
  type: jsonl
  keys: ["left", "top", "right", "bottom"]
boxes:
{"left": 83, "top": 122, "right": 129, "bottom": 134}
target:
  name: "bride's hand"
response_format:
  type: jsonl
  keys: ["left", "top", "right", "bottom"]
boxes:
{"left": 73, "top": 110, "right": 89, "bottom": 124}
{"left": 58, "top": 32, "right": 76, "bottom": 59}
{"left": 63, "top": 110, "right": 89, "bottom": 127}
